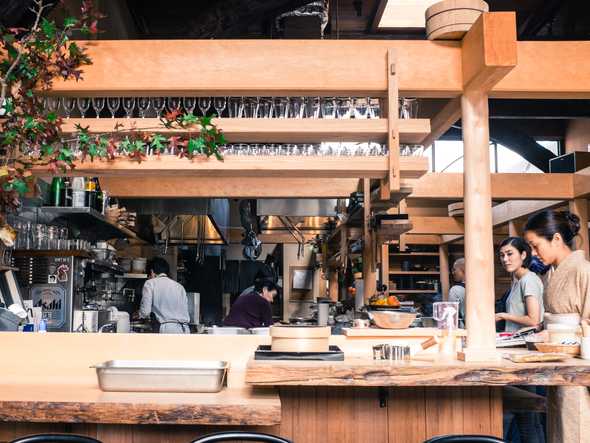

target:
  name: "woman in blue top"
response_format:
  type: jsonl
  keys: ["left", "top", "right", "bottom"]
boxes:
{"left": 495, "top": 237, "right": 544, "bottom": 332}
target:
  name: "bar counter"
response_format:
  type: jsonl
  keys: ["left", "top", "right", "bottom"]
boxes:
{"left": 1, "top": 331, "right": 588, "bottom": 442}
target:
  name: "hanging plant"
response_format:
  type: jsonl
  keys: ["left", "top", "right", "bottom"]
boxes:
{"left": 0, "top": 0, "right": 225, "bottom": 216}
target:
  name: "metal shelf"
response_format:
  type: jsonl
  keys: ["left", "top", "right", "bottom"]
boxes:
{"left": 118, "top": 273, "right": 148, "bottom": 279}
{"left": 39, "top": 207, "right": 147, "bottom": 244}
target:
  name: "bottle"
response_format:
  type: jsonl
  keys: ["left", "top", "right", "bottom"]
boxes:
{"left": 61, "top": 177, "right": 72, "bottom": 207}
{"left": 85, "top": 177, "right": 96, "bottom": 209}
{"left": 50, "top": 177, "right": 63, "bottom": 206}
{"left": 38, "top": 319, "right": 47, "bottom": 333}
{"left": 94, "top": 178, "right": 103, "bottom": 212}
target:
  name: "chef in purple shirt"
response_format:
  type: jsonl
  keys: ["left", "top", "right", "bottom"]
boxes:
{"left": 223, "top": 279, "right": 280, "bottom": 328}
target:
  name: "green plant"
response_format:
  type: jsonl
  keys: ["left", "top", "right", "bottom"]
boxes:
{"left": 0, "top": 1, "right": 224, "bottom": 215}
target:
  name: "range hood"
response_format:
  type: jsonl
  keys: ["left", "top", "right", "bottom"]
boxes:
{"left": 118, "top": 198, "right": 229, "bottom": 245}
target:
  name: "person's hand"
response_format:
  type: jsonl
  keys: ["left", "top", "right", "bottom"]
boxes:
{"left": 495, "top": 312, "right": 506, "bottom": 322}
{"left": 131, "top": 311, "right": 141, "bottom": 321}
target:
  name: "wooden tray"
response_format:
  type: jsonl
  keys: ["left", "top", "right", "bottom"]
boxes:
{"left": 534, "top": 342, "right": 580, "bottom": 356}
{"left": 505, "top": 352, "right": 571, "bottom": 363}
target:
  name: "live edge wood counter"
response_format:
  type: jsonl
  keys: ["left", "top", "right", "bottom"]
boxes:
{"left": 245, "top": 352, "right": 590, "bottom": 387}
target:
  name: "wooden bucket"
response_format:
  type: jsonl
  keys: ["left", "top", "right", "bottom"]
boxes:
{"left": 425, "top": 0, "right": 489, "bottom": 40}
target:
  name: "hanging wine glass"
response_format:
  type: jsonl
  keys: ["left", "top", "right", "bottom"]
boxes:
{"left": 137, "top": 97, "right": 150, "bottom": 118}
{"left": 91, "top": 97, "right": 105, "bottom": 117}
{"left": 228, "top": 97, "right": 243, "bottom": 118}
{"left": 289, "top": 97, "right": 304, "bottom": 118}
{"left": 122, "top": 97, "right": 135, "bottom": 118}
{"left": 336, "top": 97, "right": 352, "bottom": 119}
{"left": 213, "top": 97, "right": 227, "bottom": 117}
{"left": 198, "top": 97, "right": 212, "bottom": 116}
{"left": 259, "top": 97, "right": 273, "bottom": 118}
{"left": 62, "top": 97, "right": 75, "bottom": 118}
{"left": 368, "top": 97, "right": 380, "bottom": 119}
{"left": 167, "top": 97, "right": 181, "bottom": 113}
{"left": 76, "top": 97, "right": 90, "bottom": 118}
{"left": 242, "top": 97, "right": 260, "bottom": 118}
{"left": 353, "top": 97, "right": 369, "bottom": 119}
{"left": 304, "top": 97, "right": 320, "bottom": 119}
{"left": 273, "top": 97, "right": 288, "bottom": 118}
{"left": 107, "top": 97, "right": 120, "bottom": 118}
{"left": 152, "top": 97, "right": 165, "bottom": 117}
{"left": 183, "top": 97, "right": 196, "bottom": 115}
{"left": 320, "top": 97, "right": 336, "bottom": 119}
{"left": 44, "top": 96, "right": 59, "bottom": 113}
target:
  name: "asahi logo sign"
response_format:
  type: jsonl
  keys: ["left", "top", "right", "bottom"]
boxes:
{"left": 31, "top": 286, "right": 66, "bottom": 328}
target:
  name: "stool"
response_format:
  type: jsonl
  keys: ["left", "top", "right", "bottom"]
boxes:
{"left": 191, "top": 432, "right": 292, "bottom": 443}
{"left": 11, "top": 435, "right": 102, "bottom": 443}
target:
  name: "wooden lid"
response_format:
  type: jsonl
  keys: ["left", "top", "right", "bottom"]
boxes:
{"left": 270, "top": 325, "right": 331, "bottom": 339}
{"left": 425, "top": 0, "right": 489, "bottom": 19}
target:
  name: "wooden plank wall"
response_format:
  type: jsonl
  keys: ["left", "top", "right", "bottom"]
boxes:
{"left": 0, "top": 388, "right": 502, "bottom": 443}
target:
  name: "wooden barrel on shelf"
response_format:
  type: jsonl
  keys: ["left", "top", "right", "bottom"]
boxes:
{"left": 425, "top": 0, "right": 489, "bottom": 41}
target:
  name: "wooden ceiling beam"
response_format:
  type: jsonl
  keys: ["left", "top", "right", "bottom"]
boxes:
{"left": 420, "top": 97, "right": 461, "bottom": 148}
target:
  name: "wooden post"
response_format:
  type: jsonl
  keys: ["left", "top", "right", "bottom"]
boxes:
{"left": 458, "top": 89, "right": 499, "bottom": 362}
{"left": 439, "top": 244, "right": 450, "bottom": 300}
{"left": 569, "top": 198, "right": 590, "bottom": 259}
{"left": 380, "top": 49, "right": 400, "bottom": 200}
{"left": 508, "top": 220, "right": 518, "bottom": 237}
{"left": 328, "top": 271, "right": 339, "bottom": 302}
{"left": 381, "top": 244, "right": 390, "bottom": 291}
{"left": 363, "top": 179, "right": 377, "bottom": 301}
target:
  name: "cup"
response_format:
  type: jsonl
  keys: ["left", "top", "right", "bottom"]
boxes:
{"left": 353, "top": 319, "right": 370, "bottom": 329}
{"left": 581, "top": 337, "right": 590, "bottom": 360}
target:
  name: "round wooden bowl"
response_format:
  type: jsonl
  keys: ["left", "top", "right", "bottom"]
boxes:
{"left": 270, "top": 325, "right": 331, "bottom": 353}
{"left": 425, "top": 0, "right": 489, "bottom": 41}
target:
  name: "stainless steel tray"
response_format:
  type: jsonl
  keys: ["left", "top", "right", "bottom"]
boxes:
{"left": 92, "top": 360, "right": 228, "bottom": 393}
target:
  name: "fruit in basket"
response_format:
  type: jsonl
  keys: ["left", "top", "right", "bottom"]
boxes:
{"left": 387, "top": 295, "right": 400, "bottom": 307}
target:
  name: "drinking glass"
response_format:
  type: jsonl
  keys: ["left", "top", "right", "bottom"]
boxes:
{"left": 276, "top": 144, "right": 288, "bottom": 156}
{"left": 318, "top": 142, "right": 331, "bottom": 156}
{"left": 62, "top": 97, "right": 75, "bottom": 118}
{"left": 320, "top": 97, "right": 336, "bottom": 119}
{"left": 183, "top": 97, "right": 196, "bottom": 115}
{"left": 76, "top": 97, "right": 90, "bottom": 118}
{"left": 213, "top": 97, "right": 227, "bottom": 117}
{"left": 368, "top": 97, "right": 380, "bottom": 119}
{"left": 302, "top": 144, "right": 316, "bottom": 156}
{"left": 289, "top": 97, "right": 304, "bottom": 119}
{"left": 304, "top": 96, "right": 321, "bottom": 118}
{"left": 273, "top": 97, "right": 289, "bottom": 119}
{"left": 236, "top": 143, "right": 248, "bottom": 156}
{"left": 152, "top": 97, "right": 165, "bottom": 117}
{"left": 286, "top": 144, "right": 300, "bottom": 155}
{"left": 121, "top": 97, "right": 135, "bottom": 118}
{"left": 228, "top": 97, "right": 243, "bottom": 118}
{"left": 259, "top": 97, "right": 273, "bottom": 118}
{"left": 360, "top": 142, "right": 372, "bottom": 156}
{"left": 107, "top": 97, "right": 120, "bottom": 118}
{"left": 198, "top": 97, "right": 212, "bottom": 116}
{"left": 91, "top": 97, "right": 105, "bottom": 117}
{"left": 336, "top": 97, "right": 352, "bottom": 119}
{"left": 137, "top": 97, "right": 150, "bottom": 117}
{"left": 400, "top": 98, "right": 418, "bottom": 119}
{"left": 353, "top": 97, "right": 369, "bottom": 119}
{"left": 250, "top": 144, "right": 260, "bottom": 156}
{"left": 242, "top": 97, "right": 260, "bottom": 118}
{"left": 167, "top": 97, "right": 181, "bottom": 113}
{"left": 45, "top": 96, "right": 59, "bottom": 113}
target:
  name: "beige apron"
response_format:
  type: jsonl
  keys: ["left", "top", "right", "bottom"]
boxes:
{"left": 545, "top": 250, "right": 590, "bottom": 443}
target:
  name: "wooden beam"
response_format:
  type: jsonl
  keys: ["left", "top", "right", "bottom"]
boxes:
{"left": 58, "top": 118, "right": 431, "bottom": 145}
{"left": 408, "top": 216, "right": 464, "bottom": 235}
{"left": 100, "top": 177, "right": 360, "bottom": 198}
{"left": 420, "top": 97, "right": 461, "bottom": 148}
{"left": 492, "top": 200, "right": 564, "bottom": 227}
{"left": 439, "top": 244, "right": 450, "bottom": 300}
{"left": 385, "top": 49, "right": 400, "bottom": 194}
{"left": 42, "top": 37, "right": 590, "bottom": 99}
{"left": 461, "top": 12, "right": 518, "bottom": 93}
{"left": 574, "top": 167, "right": 590, "bottom": 198}
{"left": 363, "top": 179, "right": 377, "bottom": 301}
{"left": 392, "top": 234, "right": 442, "bottom": 245}
{"left": 405, "top": 173, "right": 574, "bottom": 200}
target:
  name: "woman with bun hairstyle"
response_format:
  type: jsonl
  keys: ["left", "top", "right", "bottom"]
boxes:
{"left": 496, "top": 237, "right": 544, "bottom": 332}
{"left": 524, "top": 210, "right": 590, "bottom": 443}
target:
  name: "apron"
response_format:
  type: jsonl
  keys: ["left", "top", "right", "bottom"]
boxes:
{"left": 159, "top": 320, "right": 190, "bottom": 334}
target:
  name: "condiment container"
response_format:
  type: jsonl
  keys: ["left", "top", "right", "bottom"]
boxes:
{"left": 270, "top": 325, "right": 331, "bottom": 353}
{"left": 132, "top": 257, "right": 147, "bottom": 273}
{"left": 547, "top": 323, "right": 579, "bottom": 344}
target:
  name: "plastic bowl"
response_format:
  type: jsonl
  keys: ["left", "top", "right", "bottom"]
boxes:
{"left": 370, "top": 311, "right": 417, "bottom": 329}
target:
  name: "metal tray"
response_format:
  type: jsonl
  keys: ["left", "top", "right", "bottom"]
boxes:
{"left": 92, "top": 360, "right": 228, "bottom": 393}
{"left": 254, "top": 345, "right": 344, "bottom": 361}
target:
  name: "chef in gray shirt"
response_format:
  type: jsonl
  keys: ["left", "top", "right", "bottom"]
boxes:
{"left": 448, "top": 258, "right": 466, "bottom": 328}
{"left": 496, "top": 237, "right": 544, "bottom": 332}
{"left": 139, "top": 257, "right": 190, "bottom": 334}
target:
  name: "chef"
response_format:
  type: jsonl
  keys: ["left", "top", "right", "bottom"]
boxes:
{"left": 138, "top": 257, "right": 190, "bottom": 334}
{"left": 223, "top": 279, "right": 280, "bottom": 328}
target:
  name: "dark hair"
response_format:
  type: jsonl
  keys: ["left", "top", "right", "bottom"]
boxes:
{"left": 148, "top": 257, "right": 170, "bottom": 275}
{"left": 254, "top": 279, "right": 281, "bottom": 294}
{"left": 524, "top": 210, "right": 581, "bottom": 249}
{"left": 499, "top": 237, "right": 532, "bottom": 268}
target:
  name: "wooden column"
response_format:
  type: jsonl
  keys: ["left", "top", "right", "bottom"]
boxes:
{"left": 381, "top": 244, "right": 390, "bottom": 290}
{"left": 569, "top": 198, "right": 590, "bottom": 259}
{"left": 380, "top": 49, "right": 400, "bottom": 199}
{"left": 363, "top": 179, "right": 377, "bottom": 301}
{"left": 508, "top": 220, "right": 518, "bottom": 237}
{"left": 459, "top": 89, "right": 499, "bottom": 362}
{"left": 328, "top": 271, "right": 339, "bottom": 302}
{"left": 439, "top": 244, "right": 450, "bottom": 300}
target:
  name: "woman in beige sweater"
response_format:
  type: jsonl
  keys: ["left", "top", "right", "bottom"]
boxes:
{"left": 524, "top": 210, "right": 590, "bottom": 443}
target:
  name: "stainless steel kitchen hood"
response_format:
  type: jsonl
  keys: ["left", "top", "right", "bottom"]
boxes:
{"left": 256, "top": 199, "right": 337, "bottom": 217}
{"left": 118, "top": 198, "right": 229, "bottom": 245}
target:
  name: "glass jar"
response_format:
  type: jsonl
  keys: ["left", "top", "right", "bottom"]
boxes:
{"left": 34, "top": 224, "right": 48, "bottom": 250}
{"left": 47, "top": 226, "right": 59, "bottom": 250}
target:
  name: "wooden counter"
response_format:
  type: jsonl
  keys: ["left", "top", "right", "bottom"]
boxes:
{"left": 246, "top": 352, "right": 590, "bottom": 387}
{"left": 0, "top": 379, "right": 280, "bottom": 426}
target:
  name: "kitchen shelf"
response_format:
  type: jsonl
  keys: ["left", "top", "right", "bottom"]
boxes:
{"left": 88, "top": 259, "right": 125, "bottom": 275}
{"left": 390, "top": 252, "right": 439, "bottom": 257}
{"left": 0, "top": 265, "right": 18, "bottom": 272}
{"left": 60, "top": 117, "right": 431, "bottom": 145}
{"left": 389, "top": 290, "right": 438, "bottom": 294}
{"left": 118, "top": 273, "right": 148, "bottom": 279}
{"left": 13, "top": 250, "right": 90, "bottom": 258}
{"left": 390, "top": 270, "right": 440, "bottom": 275}
{"left": 39, "top": 207, "right": 147, "bottom": 244}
